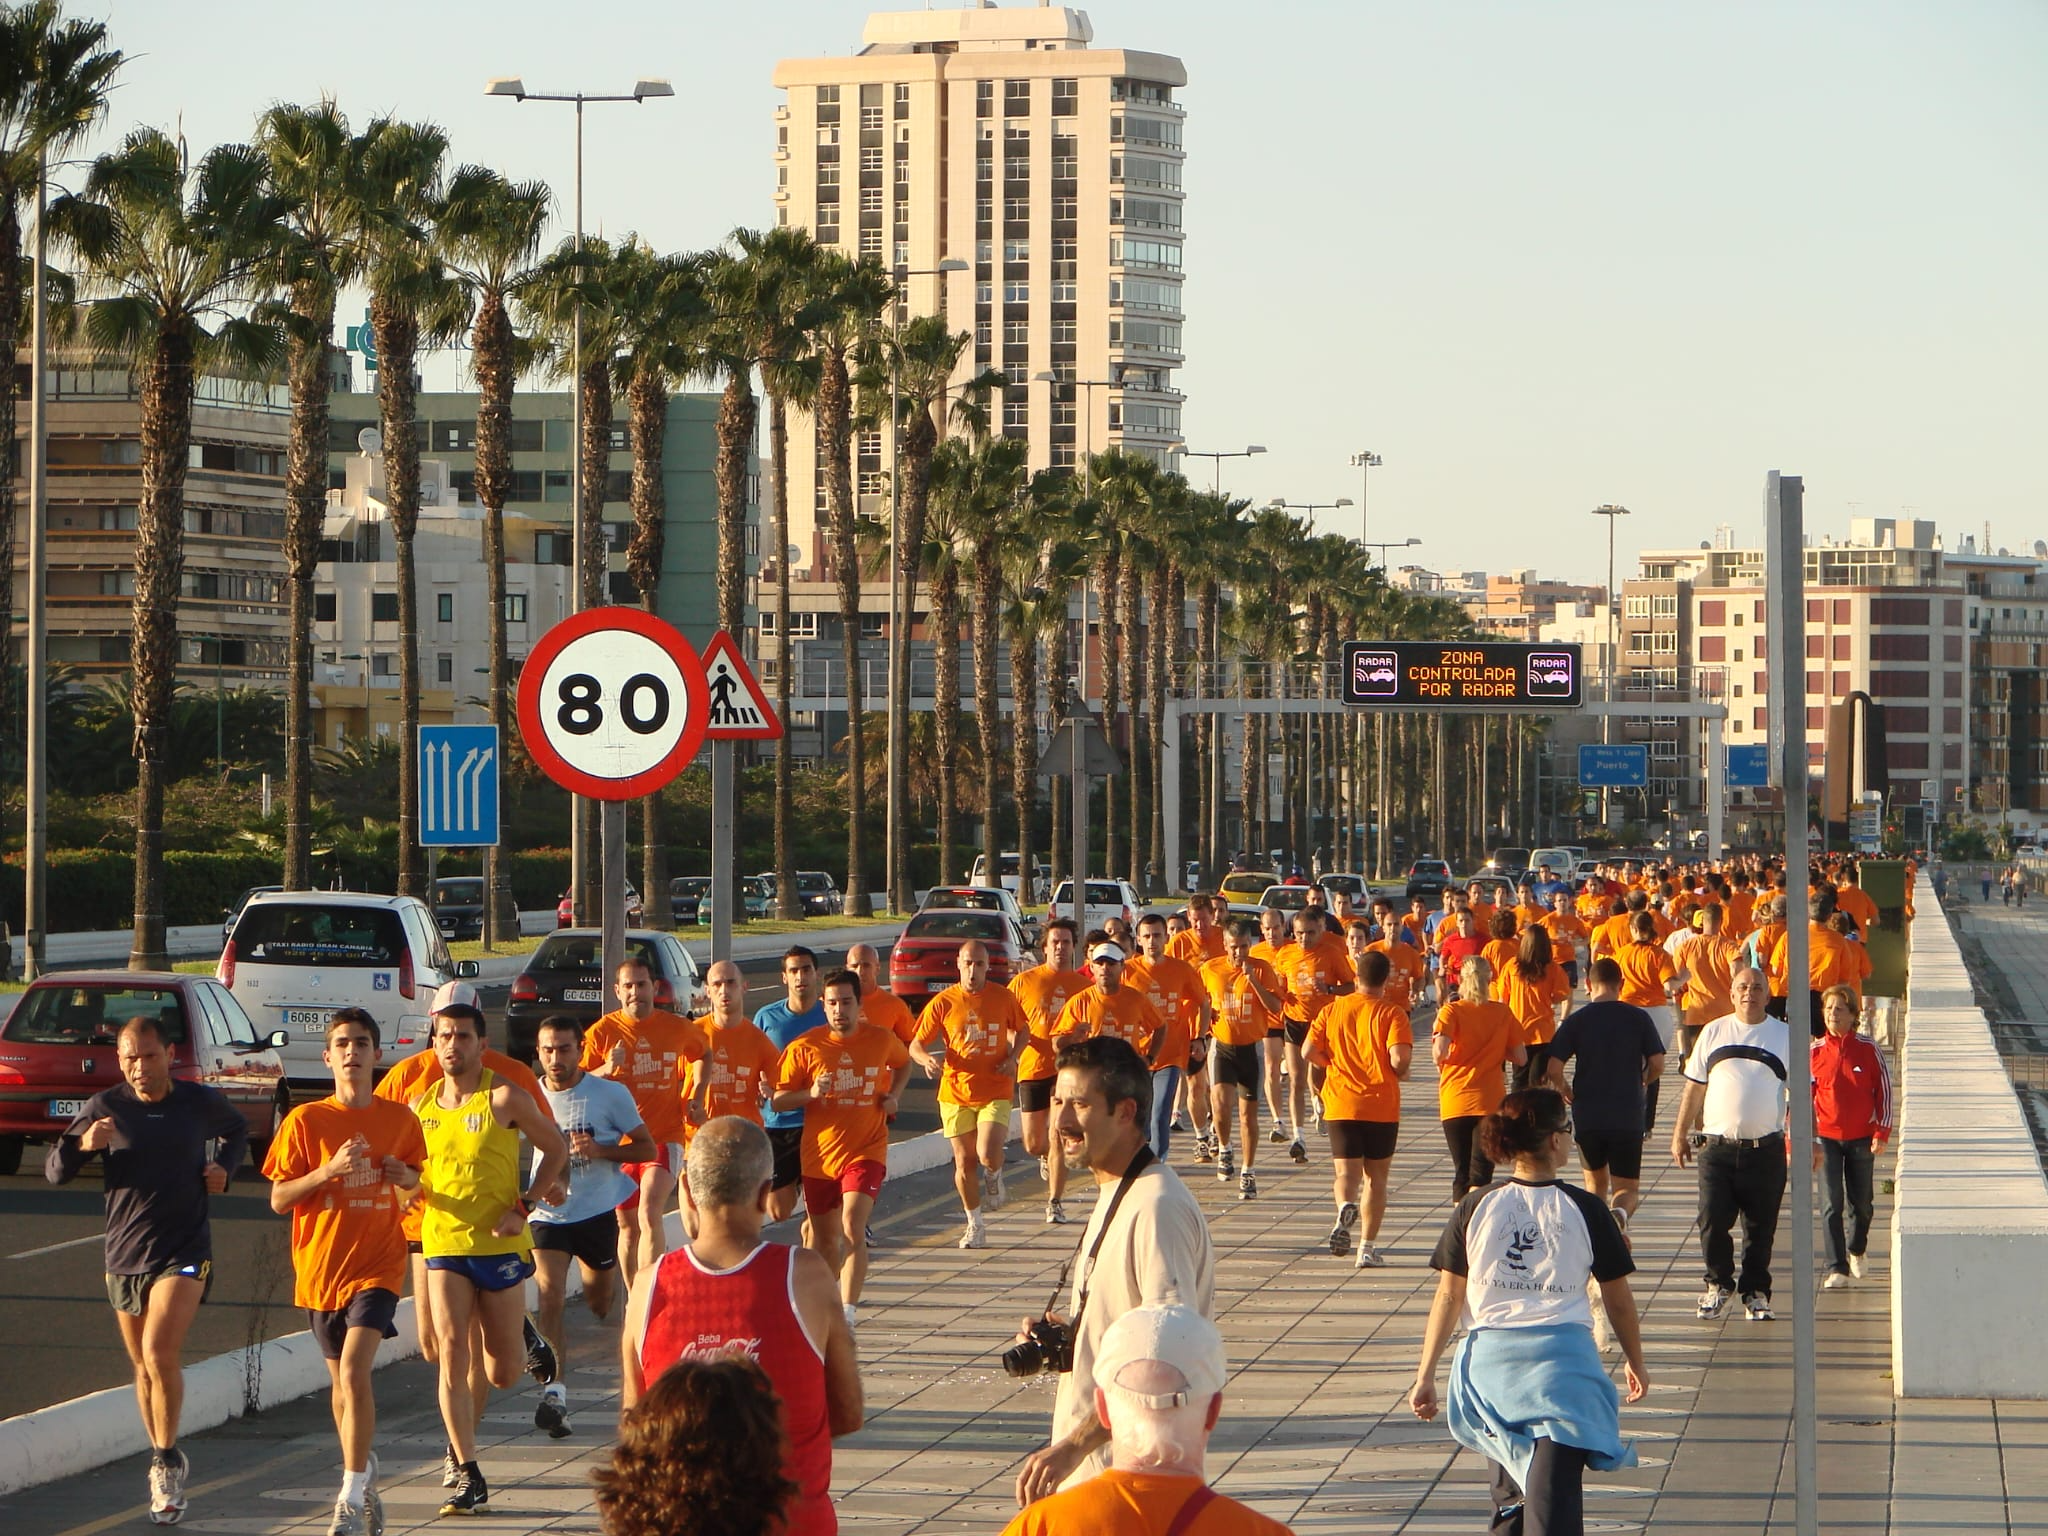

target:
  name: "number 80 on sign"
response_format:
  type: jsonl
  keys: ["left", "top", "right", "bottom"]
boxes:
{"left": 517, "top": 607, "right": 710, "bottom": 800}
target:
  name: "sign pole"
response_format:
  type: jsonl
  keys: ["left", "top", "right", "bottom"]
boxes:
{"left": 1707, "top": 714, "right": 1725, "bottom": 859}
{"left": 601, "top": 798, "right": 627, "bottom": 999}
{"left": 711, "top": 739, "right": 735, "bottom": 964}
{"left": 694, "top": 630, "right": 781, "bottom": 965}
{"left": 1071, "top": 715, "right": 1087, "bottom": 928}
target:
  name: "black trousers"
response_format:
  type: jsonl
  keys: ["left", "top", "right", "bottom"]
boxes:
{"left": 1697, "top": 1136, "right": 1788, "bottom": 1296}
{"left": 1443, "top": 1116, "right": 1495, "bottom": 1202}
{"left": 1820, "top": 1135, "right": 1876, "bottom": 1274}
{"left": 1489, "top": 1437, "right": 1591, "bottom": 1536}
{"left": 1511, "top": 1042, "right": 1551, "bottom": 1095}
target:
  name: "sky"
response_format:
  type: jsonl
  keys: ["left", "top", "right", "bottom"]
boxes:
{"left": 69, "top": 0, "right": 2048, "bottom": 587}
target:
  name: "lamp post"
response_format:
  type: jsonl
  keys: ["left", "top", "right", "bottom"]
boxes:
{"left": 1360, "top": 537, "right": 1418, "bottom": 878}
{"left": 1267, "top": 496, "right": 1353, "bottom": 533}
{"left": 1349, "top": 450, "right": 1381, "bottom": 545}
{"left": 882, "top": 258, "right": 970, "bottom": 915}
{"left": 1362, "top": 536, "right": 1420, "bottom": 568}
{"left": 1183, "top": 444, "right": 1266, "bottom": 495}
{"left": 1033, "top": 371, "right": 1113, "bottom": 703}
{"left": 22, "top": 147, "right": 47, "bottom": 979}
{"left": 487, "top": 74, "right": 672, "bottom": 928}
{"left": 1592, "top": 502, "right": 1632, "bottom": 826}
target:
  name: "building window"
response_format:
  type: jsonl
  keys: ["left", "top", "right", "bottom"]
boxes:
{"left": 505, "top": 593, "right": 527, "bottom": 623}
{"left": 371, "top": 653, "right": 397, "bottom": 677}
{"left": 436, "top": 654, "right": 453, "bottom": 684}
{"left": 371, "top": 592, "right": 399, "bottom": 623}
{"left": 1052, "top": 79, "right": 1079, "bottom": 116}
{"left": 315, "top": 592, "right": 336, "bottom": 623}
{"left": 1003, "top": 79, "right": 1030, "bottom": 115}
{"left": 436, "top": 592, "right": 453, "bottom": 623}
{"left": 894, "top": 82, "right": 910, "bottom": 118}
{"left": 976, "top": 81, "right": 994, "bottom": 119}
{"left": 1004, "top": 320, "right": 1029, "bottom": 347}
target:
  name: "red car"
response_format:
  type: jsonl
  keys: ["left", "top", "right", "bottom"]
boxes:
{"left": 887, "top": 909, "right": 1036, "bottom": 1009}
{"left": 0, "top": 972, "right": 290, "bottom": 1176}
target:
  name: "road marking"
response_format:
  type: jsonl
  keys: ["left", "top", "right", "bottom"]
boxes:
{"left": 9, "top": 1232, "right": 102, "bottom": 1261}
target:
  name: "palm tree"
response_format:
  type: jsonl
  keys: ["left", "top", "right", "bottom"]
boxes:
{"left": 1180, "top": 492, "right": 1249, "bottom": 883}
{"left": 1003, "top": 475, "right": 1086, "bottom": 899}
{"left": 0, "top": 3, "right": 119, "bottom": 740}
{"left": 809, "top": 251, "right": 892, "bottom": 917}
{"left": 949, "top": 434, "right": 1031, "bottom": 887}
{"left": 919, "top": 435, "right": 983, "bottom": 887}
{"left": 1089, "top": 449, "right": 1163, "bottom": 884}
{"left": 52, "top": 128, "right": 286, "bottom": 968}
{"left": 255, "top": 99, "right": 377, "bottom": 893}
{"left": 360, "top": 118, "right": 450, "bottom": 901}
{"left": 614, "top": 241, "right": 711, "bottom": 928}
{"left": 437, "top": 164, "right": 550, "bottom": 944}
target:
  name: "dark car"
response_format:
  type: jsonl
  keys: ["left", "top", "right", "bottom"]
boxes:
{"left": 434, "top": 876, "right": 486, "bottom": 942}
{"left": 887, "top": 909, "right": 1034, "bottom": 1009}
{"left": 0, "top": 972, "right": 289, "bottom": 1176}
{"left": 1405, "top": 858, "right": 1454, "bottom": 902}
{"left": 668, "top": 876, "right": 711, "bottom": 926}
{"left": 751, "top": 870, "right": 843, "bottom": 917}
{"left": 222, "top": 884, "right": 283, "bottom": 944}
{"left": 503, "top": 929, "right": 707, "bottom": 1064}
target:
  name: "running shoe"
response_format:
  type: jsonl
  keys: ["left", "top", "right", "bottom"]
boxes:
{"left": 1044, "top": 1199, "right": 1067, "bottom": 1225}
{"left": 1038, "top": 1154, "right": 1050, "bottom": 1184}
{"left": 1330, "top": 1200, "right": 1360, "bottom": 1255}
{"left": 984, "top": 1164, "right": 1007, "bottom": 1212}
{"left": 1268, "top": 1125, "right": 1288, "bottom": 1144}
{"left": 1170, "top": 1110, "right": 1187, "bottom": 1132}
{"left": 1696, "top": 1285, "right": 1733, "bottom": 1319}
{"left": 1239, "top": 1170, "right": 1258, "bottom": 1201}
{"left": 534, "top": 1383, "right": 572, "bottom": 1439}
{"left": 328, "top": 1497, "right": 367, "bottom": 1536}
{"left": 1743, "top": 1292, "right": 1775, "bottom": 1322}
{"left": 1822, "top": 1271, "right": 1850, "bottom": 1290}
{"left": 1217, "top": 1148, "right": 1235, "bottom": 1180}
{"left": 1194, "top": 1134, "right": 1215, "bottom": 1164}
{"left": 439, "top": 1464, "right": 488, "bottom": 1517}
{"left": 843, "top": 1304, "right": 858, "bottom": 1332}
{"left": 441, "top": 1445, "right": 461, "bottom": 1490}
{"left": 1354, "top": 1240, "right": 1384, "bottom": 1269}
{"left": 522, "top": 1315, "right": 559, "bottom": 1385}
{"left": 1849, "top": 1253, "right": 1867, "bottom": 1279}
{"left": 1288, "top": 1136, "right": 1308, "bottom": 1164}
{"left": 148, "top": 1449, "right": 189, "bottom": 1526}
{"left": 364, "top": 1455, "right": 384, "bottom": 1536}
{"left": 959, "top": 1218, "right": 987, "bottom": 1250}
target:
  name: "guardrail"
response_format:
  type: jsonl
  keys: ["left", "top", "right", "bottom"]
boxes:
{"left": 1892, "top": 883, "right": 2048, "bottom": 1397}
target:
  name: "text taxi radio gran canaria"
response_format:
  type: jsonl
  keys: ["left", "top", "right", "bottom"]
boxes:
{"left": 1340, "top": 641, "right": 1583, "bottom": 711}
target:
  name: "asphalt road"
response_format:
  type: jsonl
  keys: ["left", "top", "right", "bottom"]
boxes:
{"left": 0, "top": 941, "right": 941, "bottom": 1423}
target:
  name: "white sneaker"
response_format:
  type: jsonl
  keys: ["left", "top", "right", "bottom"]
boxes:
{"left": 1354, "top": 1240, "right": 1384, "bottom": 1269}
{"left": 328, "top": 1498, "right": 367, "bottom": 1536}
{"left": 959, "top": 1218, "right": 987, "bottom": 1250}
{"left": 1742, "top": 1291, "right": 1775, "bottom": 1322}
{"left": 1288, "top": 1136, "right": 1308, "bottom": 1164}
{"left": 1044, "top": 1199, "right": 1067, "bottom": 1225}
{"left": 1823, "top": 1271, "right": 1849, "bottom": 1290}
{"left": 842, "top": 1304, "right": 858, "bottom": 1331}
{"left": 149, "top": 1449, "right": 189, "bottom": 1526}
{"left": 1216, "top": 1149, "right": 1235, "bottom": 1181}
{"left": 983, "top": 1164, "right": 1007, "bottom": 1212}
{"left": 1268, "top": 1125, "right": 1288, "bottom": 1144}
{"left": 1697, "top": 1285, "right": 1734, "bottom": 1320}
{"left": 1849, "top": 1253, "right": 1867, "bottom": 1279}
{"left": 1170, "top": 1110, "right": 1187, "bottom": 1131}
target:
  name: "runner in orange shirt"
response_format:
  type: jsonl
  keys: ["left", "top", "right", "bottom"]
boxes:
{"left": 1590, "top": 893, "right": 1644, "bottom": 962}
{"left": 1128, "top": 912, "right": 1212, "bottom": 1162}
{"left": 1010, "top": 917, "right": 1091, "bottom": 1224}
{"left": 1480, "top": 909, "right": 1521, "bottom": 982}
{"left": 1165, "top": 895, "right": 1227, "bottom": 966}
{"left": 1055, "top": 937, "right": 1166, "bottom": 1063}
{"left": 1542, "top": 889, "right": 1591, "bottom": 992}
{"left": 1274, "top": 908, "right": 1355, "bottom": 1161}
{"left": 1163, "top": 897, "right": 1226, "bottom": 1143}
{"left": 1365, "top": 901, "right": 1427, "bottom": 1013}
{"left": 1433, "top": 957, "right": 1528, "bottom": 1201}
{"left": 1725, "top": 871, "right": 1758, "bottom": 941}
{"left": 1494, "top": 925, "right": 1571, "bottom": 1091}
{"left": 1512, "top": 880, "right": 1547, "bottom": 935}
{"left": 1201, "top": 921, "right": 1288, "bottom": 1200}
{"left": 769, "top": 969, "right": 910, "bottom": 1331}
{"left": 687, "top": 961, "right": 780, "bottom": 1130}
{"left": 1616, "top": 913, "right": 1681, "bottom": 1039}
{"left": 580, "top": 958, "right": 709, "bottom": 1284}
{"left": 912, "top": 941, "right": 1028, "bottom": 1249}
{"left": 1307, "top": 941, "right": 1412, "bottom": 1268}
{"left": 848, "top": 943, "right": 918, "bottom": 1045}
{"left": 1672, "top": 905, "right": 1741, "bottom": 1056}
{"left": 265, "top": 1008, "right": 427, "bottom": 1533}
{"left": 1464, "top": 881, "right": 1498, "bottom": 933}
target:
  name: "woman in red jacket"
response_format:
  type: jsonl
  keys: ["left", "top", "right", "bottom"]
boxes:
{"left": 1811, "top": 984, "right": 1892, "bottom": 1288}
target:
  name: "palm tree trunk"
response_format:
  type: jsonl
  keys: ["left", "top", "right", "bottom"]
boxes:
{"left": 0, "top": 204, "right": 18, "bottom": 738}
{"left": 769, "top": 391, "right": 798, "bottom": 919}
{"left": 1149, "top": 560, "right": 1171, "bottom": 888}
{"left": 890, "top": 411, "right": 939, "bottom": 910}
{"left": 1200, "top": 582, "right": 1221, "bottom": 885}
{"left": 626, "top": 369, "right": 672, "bottom": 929}
{"left": 973, "top": 540, "right": 1003, "bottom": 887}
{"left": 129, "top": 329, "right": 196, "bottom": 970}
{"left": 1239, "top": 662, "right": 1257, "bottom": 869}
{"left": 1123, "top": 555, "right": 1146, "bottom": 891}
{"left": 1097, "top": 546, "right": 1121, "bottom": 879}
{"left": 932, "top": 559, "right": 961, "bottom": 888}
{"left": 713, "top": 374, "right": 756, "bottom": 635}
{"left": 372, "top": 299, "right": 426, "bottom": 899}
{"left": 1010, "top": 618, "right": 1038, "bottom": 907}
{"left": 819, "top": 346, "right": 869, "bottom": 916}
{"left": 281, "top": 280, "right": 332, "bottom": 891}
{"left": 472, "top": 290, "right": 517, "bottom": 945}
{"left": 576, "top": 357, "right": 614, "bottom": 920}
{"left": 1047, "top": 656, "right": 1070, "bottom": 885}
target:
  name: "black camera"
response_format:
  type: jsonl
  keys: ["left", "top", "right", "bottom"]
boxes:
{"left": 1003, "top": 1314, "right": 1074, "bottom": 1378}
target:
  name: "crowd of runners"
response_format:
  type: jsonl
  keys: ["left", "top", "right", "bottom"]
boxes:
{"left": 42, "top": 848, "right": 1910, "bottom": 1535}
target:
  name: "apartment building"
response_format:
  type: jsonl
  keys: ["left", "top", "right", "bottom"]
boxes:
{"left": 1460, "top": 571, "right": 1607, "bottom": 641}
{"left": 772, "top": 3, "right": 1189, "bottom": 558}
{"left": 1947, "top": 538, "right": 2048, "bottom": 831}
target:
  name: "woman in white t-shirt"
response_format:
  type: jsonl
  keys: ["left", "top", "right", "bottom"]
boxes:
{"left": 1410, "top": 1089, "right": 1648, "bottom": 1536}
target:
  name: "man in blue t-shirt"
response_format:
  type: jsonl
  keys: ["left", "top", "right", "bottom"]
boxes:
{"left": 528, "top": 1015, "right": 653, "bottom": 1438}
{"left": 754, "top": 945, "right": 826, "bottom": 1222}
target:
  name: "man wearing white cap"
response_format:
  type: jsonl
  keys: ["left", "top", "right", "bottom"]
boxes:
{"left": 1003, "top": 1303, "right": 1291, "bottom": 1534}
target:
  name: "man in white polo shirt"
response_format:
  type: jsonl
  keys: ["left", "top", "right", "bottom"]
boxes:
{"left": 1669, "top": 967, "right": 1790, "bottom": 1323}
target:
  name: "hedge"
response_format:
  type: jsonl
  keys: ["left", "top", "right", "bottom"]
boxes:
{"left": 0, "top": 849, "right": 281, "bottom": 933}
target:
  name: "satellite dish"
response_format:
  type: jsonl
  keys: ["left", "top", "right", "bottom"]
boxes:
{"left": 786, "top": 544, "right": 802, "bottom": 566}
{"left": 2033, "top": 540, "right": 2046, "bottom": 558}
{"left": 357, "top": 427, "right": 383, "bottom": 454}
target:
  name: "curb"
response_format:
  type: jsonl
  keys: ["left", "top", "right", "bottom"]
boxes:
{"left": 0, "top": 1119, "right": 993, "bottom": 1496}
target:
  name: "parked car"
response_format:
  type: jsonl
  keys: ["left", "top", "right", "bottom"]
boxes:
{"left": 1317, "top": 873, "right": 1371, "bottom": 906}
{"left": 218, "top": 892, "right": 479, "bottom": 1087}
{"left": 1484, "top": 847, "right": 1531, "bottom": 877}
{"left": 888, "top": 908, "right": 1034, "bottom": 1007}
{"left": 555, "top": 883, "right": 645, "bottom": 928}
{"left": 702, "top": 875, "right": 773, "bottom": 926}
{"left": 753, "top": 870, "right": 843, "bottom": 917}
{"left": 0, "top": 972, "right": 290, "bottom": 1175}
{"left": 1047, "top": 878, "right": 1142, "bottom": 935}
{"left": 921, "top": 884, "right": 1038, "bottom": 945}
{"left": 968, "top": 851, "right": 1051, "bottom": 904}
{"left": 221, "top": 884, "right": 283, "bottom": 944}
{"left": 433, "top": 876, "right": 486, "bottom": 942}
{"left": 1529, "top": 847, "right": 1577, "bottom": 881}
{"left": 1405, "top": 859, "right": 1455, "bottom": 902}
{"left": 1218, "top": 870, "right": 1279, "bottom": 918}
{"left": 1259, "top": 884, "right": 1316, "bottom": 918}
{"left": 668, "top": 876, "right": 711, "bottom": 925}
{"left": 504, "top": 929, "right": 709, "bottom": 1065}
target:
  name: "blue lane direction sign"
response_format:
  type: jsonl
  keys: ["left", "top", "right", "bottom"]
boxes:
{"left": 420, "top": 724, "right": 500, "bottom": 847}
{"left": 1726, "top": 744, "right": 1770, "bottom": 788}
{"left": 1578, "top": 743, "right": 1648, "bottom": 788}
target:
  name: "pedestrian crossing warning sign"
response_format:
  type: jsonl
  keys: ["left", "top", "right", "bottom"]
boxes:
{"left": 701, "top": 629, "right": 783, "bottom": 740}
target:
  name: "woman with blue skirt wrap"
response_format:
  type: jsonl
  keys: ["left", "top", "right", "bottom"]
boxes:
{"left": 1409, "top": 1089, "right": 1647, "bottom": 1536}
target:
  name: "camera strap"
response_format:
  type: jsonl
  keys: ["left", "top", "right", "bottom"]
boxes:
{"left": 1071, "top": 1146, "right": 1155, "bottom": 1337}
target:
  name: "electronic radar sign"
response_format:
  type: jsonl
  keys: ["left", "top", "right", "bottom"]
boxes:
{"left": 1341, "top": 641, "right": 1582, "bottom": 711}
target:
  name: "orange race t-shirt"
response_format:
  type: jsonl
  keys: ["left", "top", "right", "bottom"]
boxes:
{"left": 1616, "top": 941, "right": 1677, "bottom": 1009}
{"left": 1494, "top": 961, "right": 1571, "bottom": 1045}
{"left": 262, "top": 1096, "right": 427, "bottom": 1310}
{"left": 775, "top": 1023, "right": 910, "bottom": 1178}
{"left": 1433, "top": 998, "right": 1523, "bottom": 1119}
{"left": 1309, "top": 995, "right": 1412, "bottom": 1124}
{"left": 1201, "top": 956, "right": 1284, "bottom": 1046}
{"left": 579, "top": 1008, "right": 708, "bottom": 1148}
{"left": 1675, "top": 933, "right": 1741, "bottom": 1022}
{"left": 861, "top": 987, "right": 918, "bottom": 1046}
{"left": 1166, "top": 926, "right": 1227, "bottom": 967}
{"left": 1366, "top": 938, "right": 1426, "bottom": 1011}
{"left": 688, "top": 1016, "right": 782, "bottom": 1128}
{"left": 1541, "top": 911, "right": 1590, "bottom": 964}
{"left": 913, "top": 982, "right": 1028, "bottom": 1105}
{"left": 1284, "top": 932, "right": 1354, "bottom": 1023}
{"left": 1480, "top": 937, "right": 1520, "bottom": 979}
{"left": 375, "top": 1046, "right": 552, "bottom": 1244}
{"left": 1010, "top": 965, "right": 1092, "bottom": 1083}
{"left": 1125, "top": 953, "right": 1207, "bottom": 1071}
{"left": 1053, "top": 986, "right": 1164, "bottom": 1060}
{"left": 1726, "top": 889, "right": 1757, "bottom": 937}
{"left": 1591, "top": 911, "right": 1635, "bottom": 959}
{"left": 998, "top": 1469, "right": 1293, "bottom": 1536}
{"left": 1248, "top": 939, "right": 1297, "bottom": 1015}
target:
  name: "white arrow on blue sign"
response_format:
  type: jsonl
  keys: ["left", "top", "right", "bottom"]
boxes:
{"left": 420, "top": 724, "right": 500, "bottom": 847}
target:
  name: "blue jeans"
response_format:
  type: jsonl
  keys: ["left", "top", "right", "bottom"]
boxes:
{"left": 1148, "top": 1067, "right": 1182, "bottom": 1160}
{"left": 1820, "top": 1135, "right": 1875, "bottom": 1274}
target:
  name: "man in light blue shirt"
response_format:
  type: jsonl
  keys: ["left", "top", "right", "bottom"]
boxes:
{"left": 755, "top": 945, "right": 826, "bottom": 1223}
{"left": 528, "top": 1014, "right": 653, "bottom": 1438}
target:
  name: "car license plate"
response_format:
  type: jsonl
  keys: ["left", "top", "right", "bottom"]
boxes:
{"left": 563, "top": 989, "right": 601, "bottom": 1003}
{"left": 47, "top": 1099, "right": 85, "bottom": 1119}
{"left": 438, "top": 919, "right": 456, "bottom": 932}
{"left": 282, "top": 1008, "right": 328, "bottom": 1027}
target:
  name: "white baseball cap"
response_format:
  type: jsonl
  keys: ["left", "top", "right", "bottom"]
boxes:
{"left": 1089, "top": 942, "right": 1127, "bottom": 963}
{"left": 1094, "top": 1303, "right": 1225, "bottom": 1408}
{"left": 430, "top": 980, "right": 484, "bottom": 1017}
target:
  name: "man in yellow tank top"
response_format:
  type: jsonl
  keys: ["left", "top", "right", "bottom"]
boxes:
{"left": 413, "top": 1001, "right": 567, "bottom": 1515}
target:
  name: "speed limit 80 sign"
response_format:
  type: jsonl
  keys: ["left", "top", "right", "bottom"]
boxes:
{"left": 517, "top": 607, "right": 710, "bottom": 800}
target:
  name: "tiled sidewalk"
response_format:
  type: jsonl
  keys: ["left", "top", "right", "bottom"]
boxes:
{"left": 6, "top": 1011, "right": 2048, "bottom": 1534}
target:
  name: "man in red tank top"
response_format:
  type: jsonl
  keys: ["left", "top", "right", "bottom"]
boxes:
{"left": 621, "top": 1117, "right": 863, "bottom": 1536}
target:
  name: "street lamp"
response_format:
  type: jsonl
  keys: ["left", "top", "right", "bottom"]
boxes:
{"left": 1267, "top": 496, "right": 1353, "bottom": 532}
{"left": 1349, "top": 451, "right": 1381, "bottom": 545}
{"left": 1035, "top": 371, "right": 1114, "bottom": 707}
{"left": 881, "top": 258, "right": 971, "bottom": 915}
{"left": 487, "top": 73, "right": 672, "bottom": 926}
{"left": 1592, "top": 502, "right": 1632, "bottom": 828}
{"left": 1362, "top": 536, "right": 1420, "bottom": 568}
{"left": 1183, "top": 444, "right": 1266, "bottom": 495}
